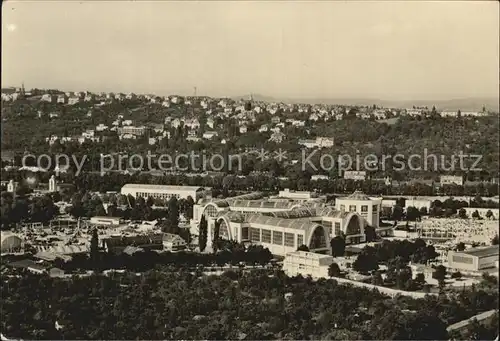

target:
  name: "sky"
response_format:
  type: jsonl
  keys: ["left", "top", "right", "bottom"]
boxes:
{"left": 2, "top": 1, "right": 499, "bottom": 100}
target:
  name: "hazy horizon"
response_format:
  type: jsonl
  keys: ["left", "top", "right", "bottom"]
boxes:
{"left": 2, "top": 1, "right": 499, "bottom": 101}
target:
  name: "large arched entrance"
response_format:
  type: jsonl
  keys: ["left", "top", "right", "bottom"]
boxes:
{"left": 218, "top": 218, "right": 230, "bottom": 239}
{"left": 213, "top": 217, "right": 233, "bottom": 241}
{"left": 344, "top": 214, "right": 363, "bottom": 244}
{"left": 308, "top": 225, "right": 329, "bottom": 252}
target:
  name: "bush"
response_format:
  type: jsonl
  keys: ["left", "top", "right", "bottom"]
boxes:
{"left": 451, "top": 271, "right": 462, "bottom": 279}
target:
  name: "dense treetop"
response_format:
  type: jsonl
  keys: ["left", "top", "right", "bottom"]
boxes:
{"left": 2, "top": 269, "right": 498, "bottom": 340}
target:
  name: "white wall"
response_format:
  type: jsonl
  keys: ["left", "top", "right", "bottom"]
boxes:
{"left": 335, "top": 198, "right": 381, "bottom": 228}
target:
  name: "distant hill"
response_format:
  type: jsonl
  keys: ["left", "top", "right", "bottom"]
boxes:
{"left": 234, "top": 94, "right": 499, "bottom": 112}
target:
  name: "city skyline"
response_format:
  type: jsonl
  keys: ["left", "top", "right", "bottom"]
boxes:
{"left": 2, "top": 1, "right": 499, "bottom": 101}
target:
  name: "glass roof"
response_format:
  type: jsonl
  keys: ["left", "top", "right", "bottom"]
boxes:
{"left": 198, "top": 192, "right": 265, "bottom": 207}
{"left": 315, "top": 207, "right": 350, "bottom": 218}
{"left": 229, "top": 200, "right": 299, "bottom": 209}
{"left": 245, "top": 214, "right": 320, "bottom": 231}
{"left": 268, "top": 208, "right": 317, "bottom": 219}
{"left": 216, "top": 211, "right": 246, "bottom": 223}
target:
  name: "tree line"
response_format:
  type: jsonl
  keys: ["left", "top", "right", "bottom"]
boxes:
{"left": 3, "top": 169, "right": 499, "bottom": 200}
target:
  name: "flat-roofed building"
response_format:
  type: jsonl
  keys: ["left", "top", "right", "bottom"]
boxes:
{"left": 343, "top": 170, "right": 367, "bottom": 181}
{"left": 90, "top": 216, "right": 123, "bottom": 226}
{"left": 278, "top": 188, "right": 318, "bottom": 200}
{"left": 440, "top": 175, "right": 464, "bottom": 186}
{"left": 283, "top": 251, "right": 335, "bottom": 278}
{"left": 121, "top": 184, "right": 211, "bottom": 201}
{"left": 117, "top": 125, "right": 148, "bottom": 136}
{"left": 311, "top": 175, "right": 329, "bottom": 181}
{"left": 447, "top": 245, "right": 499, "bottom": 273}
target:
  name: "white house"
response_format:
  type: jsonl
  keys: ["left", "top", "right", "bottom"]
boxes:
{"left": 203, "top": 131, "right": 218, "bottom": 140}
{"left": 184, "top": 118, "right": 200, "bottom": 130}
{"left": 82, "top": 130, "right": 95, "bottom": 138}
{"left": 291, "top": 119, "right": 306, "bottom": 127}
{"left": 311, "top": 175, "right": 329, "bottom": 181}
{"left": 90, "top": 216, "right": 122, "bottom": 226}
{"left": 95, "top": 124, "right": 109, "bottom": 132}
{"left": 68, "top": 97, "right": 81, "bottom": 105}
{"left": 440, "top": 175, "right": 464, "bottom": 186}
{"left": 171, "top": 118, "right": 182, "bottom": 128}
{"left": 57, "top": 94, "right": 68, "bottom": 104}
{"left": 309, "top": 113, "right": 320, "bottom": 121}
{"left": 298, "top": 137, "right": 334, "bottom": 149}
{"left": 163, "top": 233, "right": 187, "bottom": 251}
{"left": 343, "top": 170, "right": 367, "bottom": 181}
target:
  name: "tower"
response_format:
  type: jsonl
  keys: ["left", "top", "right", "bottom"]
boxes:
{"left": 7, "top": 179, "right": 17, "bottom": 193}
{"left": 49, "top": 175, "right": 58, "bottom": 192}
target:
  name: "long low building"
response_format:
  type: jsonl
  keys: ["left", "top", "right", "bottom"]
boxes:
{"left": 90, "top": 216, "right": 123, "bottom": 226}
{"left": 121, "top": 184, "right": 211, "bottom": 201}
{"left": 447, "top": 245, "right": 499, "bottom": 273}
{"left": 283, "top": 251, "right": 335, "bottom": 278}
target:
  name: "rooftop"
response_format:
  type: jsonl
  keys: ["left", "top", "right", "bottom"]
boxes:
{"left": 339, "top": 190, "right": 372, "bottom": 201}
{"left": 230, "top": 200, "right": 301, "bottom": 209}
{"left": 198, "top": 192, "right": 265, "bottom": 207}
{"left": 245, "top": 214, "right": 320, "bottom": 232}
{"left": 316, "top": 207, "right": 351, "bottom": 218}
{"left": 121, "top": 184, "right": 206, "bottom": 192}
{"left": 9, "top": 259, "right": 47, "bottom": 271}
{"left": 285, "top": 251, "right": 333, "bottom": 260}
{"left": 459, "top": 245, "right": 499, "bottom": 258}
{"left": 162, "top": 233, "right": 186, "bottom": 243}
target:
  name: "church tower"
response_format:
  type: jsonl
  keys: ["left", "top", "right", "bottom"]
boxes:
{"left": 7, "top": 179, "right": 17, "bottom": 193}
{"left": 49, "top": 175, "right": 58, "bottom": 192}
